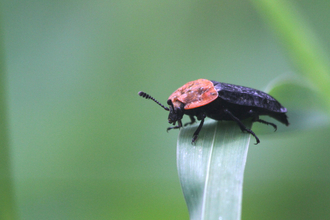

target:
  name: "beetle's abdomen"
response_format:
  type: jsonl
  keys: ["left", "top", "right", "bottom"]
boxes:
{"left": 211, "top": 81, "right": 287, "bottom": 113}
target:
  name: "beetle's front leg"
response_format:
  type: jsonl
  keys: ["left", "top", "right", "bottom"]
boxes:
{"left": 167, "top": 119, "right": 183, "bottom": 132}
{"left": 184, "top": 115, "right": 196, "bottom": 126}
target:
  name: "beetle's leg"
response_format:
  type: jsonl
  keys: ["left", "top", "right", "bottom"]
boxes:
{"left": 192, "top": 114, "right": 206, "bottom": 143}
{"left": 184, "top": 115, "right": 196, "bottom": 127}
{"left": 167, "top": 119, "right": 183, "bottom": 132}
{"left": 253, "top": 118, "right": 277, "bottom": 131}
{"left": 224, "top": 109, "right": 260, "bottom": 145}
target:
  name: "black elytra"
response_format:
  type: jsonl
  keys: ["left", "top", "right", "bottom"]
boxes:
{"left": 138, "top": 79, "right": 289, "bottom": 144}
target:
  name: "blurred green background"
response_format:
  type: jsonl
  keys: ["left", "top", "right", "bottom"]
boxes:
{"left": 1, "top": 0, "right": 330, "bottom": 219}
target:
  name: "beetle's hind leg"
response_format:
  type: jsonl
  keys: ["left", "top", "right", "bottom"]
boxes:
{"left": 184, "top": 115, "right": 196, "bottom": 127}
{"left": 253, "top": 118, "right": 277, "bottom": 131}
{"left": 224, "top": 109, "right": 260, "bottom": 144}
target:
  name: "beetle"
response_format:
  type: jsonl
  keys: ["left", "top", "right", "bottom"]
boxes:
{"left": 138, "top": 79, "right": 289, "bottom": 144}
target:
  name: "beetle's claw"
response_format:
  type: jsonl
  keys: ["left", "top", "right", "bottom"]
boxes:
{"left": 191, "top": 135, "right": 198, "bottom": 144}
{"left": 167, "top": 126, "right": 180, "bottom": 132}
{"left": 254, "top": 137, "right": 260, "bottom": 145}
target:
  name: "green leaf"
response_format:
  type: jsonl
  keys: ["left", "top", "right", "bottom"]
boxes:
{"left": 253, "top": 75, "right": 329, "bottom": 134}
{"left": 177, "top": 119, "right": 252, "bottom": 220}
{"left": 250, "top": 0, "right": 330, "bottom": 112}
{"left": 269, "top": 77, "right": 329, "bottom": 129}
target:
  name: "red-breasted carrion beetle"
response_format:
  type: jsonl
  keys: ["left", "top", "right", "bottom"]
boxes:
{"left": 138, "top": 79, "right": 289, "bottom": 144}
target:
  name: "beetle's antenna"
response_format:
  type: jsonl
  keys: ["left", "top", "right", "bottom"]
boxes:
{"left": 138, "top": 91, "right": 169, "bottom": 111}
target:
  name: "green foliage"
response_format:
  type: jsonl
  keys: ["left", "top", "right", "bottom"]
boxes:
{"left": 250, "top": 0, "right": 330, "bottom": 112}
{"left": 177, "top": 120, "right": 251, "bottom": 220}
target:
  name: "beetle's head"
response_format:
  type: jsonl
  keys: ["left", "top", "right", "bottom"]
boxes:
{"left": 167, "top": 99, "right": 184, "bottom": 125}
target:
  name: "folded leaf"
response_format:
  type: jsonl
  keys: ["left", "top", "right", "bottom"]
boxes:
{"left": 177, "top": 119, "right": 252, "bottom": 220}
